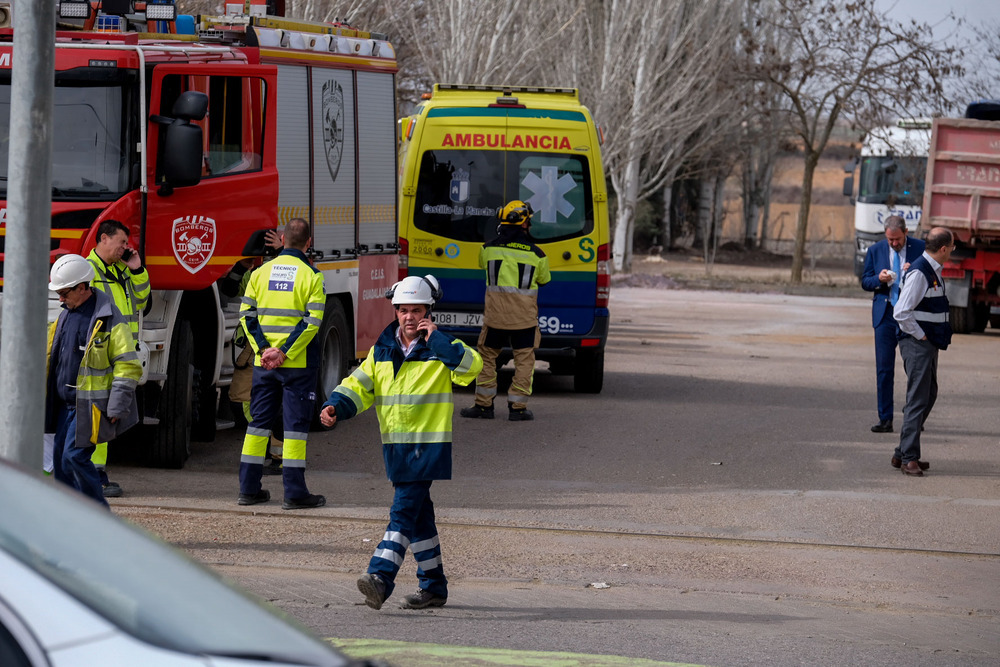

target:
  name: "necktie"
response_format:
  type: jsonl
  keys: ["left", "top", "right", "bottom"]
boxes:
{"left": 890, "top": 250, "right": 901, "bottom": 306}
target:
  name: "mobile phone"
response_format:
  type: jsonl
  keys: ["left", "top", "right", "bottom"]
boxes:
{"left": 121, "top": 248, "right": 134, "bottom": 261}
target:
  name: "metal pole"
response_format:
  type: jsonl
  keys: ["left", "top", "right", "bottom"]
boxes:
{"left": 0, "top": 1, "right": 56, "bottom": 468}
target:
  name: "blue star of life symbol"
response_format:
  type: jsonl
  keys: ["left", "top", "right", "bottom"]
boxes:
{"left": 522, "top": 166, "right": 576, "bottom": 223}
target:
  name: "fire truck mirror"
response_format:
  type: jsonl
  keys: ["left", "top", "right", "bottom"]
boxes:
{"left": 173, "top": 91, "right": 209, "bottom": 121}
{"left": 162, "top": 121, "right": 204, "bottom": 190}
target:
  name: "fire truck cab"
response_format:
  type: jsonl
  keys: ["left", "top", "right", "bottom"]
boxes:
{"left": 0, "top": 1, "right": 399, "bottom": 467}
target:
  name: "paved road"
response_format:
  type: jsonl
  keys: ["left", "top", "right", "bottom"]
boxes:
{"left": 112, "top": 287, "right": 1000, "bottom": 666}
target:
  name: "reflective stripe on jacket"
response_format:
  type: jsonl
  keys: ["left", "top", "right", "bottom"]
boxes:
{"left": 324, "top": 321, "right": 482, "bottom": 482}
{"left": 45, "top": 289, "right": 142, "bottom": 446}
{"left": 906, "top": 255, "right": 952, "bottom": 350}
{"left": 240, "top": 248, "right": 325, "bottom": 369}
{"left": 480, "top": 228, "right": 550, "bottom": 329}
{"left": 87, "top": 249, "right": 150, "bottom": 344}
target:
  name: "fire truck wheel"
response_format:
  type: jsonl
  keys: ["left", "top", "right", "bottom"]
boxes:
{"left": 573, "top": 349, "right": 605, "bottom": 394}
{"left": 314, "top": 299, "right": 349, "bottom": 429}
{"left": 149, "top": 320, "right": 194, "bottom": 468}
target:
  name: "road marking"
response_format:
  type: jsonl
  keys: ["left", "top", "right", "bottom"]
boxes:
{"left": 329, "top": 638, "right": 705, "bottom": 666}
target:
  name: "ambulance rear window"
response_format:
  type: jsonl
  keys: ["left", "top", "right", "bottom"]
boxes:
{"left": 412, "top": 149, "right": 594, "bottom": 244}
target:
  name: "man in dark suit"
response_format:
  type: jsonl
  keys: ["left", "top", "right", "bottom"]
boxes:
{"left": 860, "top": 215, "right": 925, "bottom": 433}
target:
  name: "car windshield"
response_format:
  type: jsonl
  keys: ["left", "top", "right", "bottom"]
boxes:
{"left": 0, "top": 460, "right": 343, "bottom": 666}
{"left": 413, "top": 149, "right": 594, "bottom": 244}
{"left": 858, "top": 155, "right": 926, "bottom": 206}
{"left": 0, "top": 82, "right": 130, "bottom": 199}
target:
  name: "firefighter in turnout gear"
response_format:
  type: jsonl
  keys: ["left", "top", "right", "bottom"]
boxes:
{"left": 237, "top": 218, "right": 326, "bottom": 510}
{"left": 86, "top": 219, "right": 150, "bottom": 497}
{"left": 461, "top": 200, "right": 550, "bottom": 421}
{"left": 45, "top": 255, "right": 142, "bottom": 507}
{"left": 319, "top": 275, "right": 482, "bottom": 610}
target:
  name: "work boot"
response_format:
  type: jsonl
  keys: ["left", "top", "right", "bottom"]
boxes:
{"left": 400, "top": 588, "right": 447, "bottom": 609}
{"left": 102, "top": 481, "right": 123, "bottom": 498}
{"left": 460, "top": 404, "right": 494, "bottom": 419}
{"left": 357, "top": 573, "right": 388, "bottom": 610}
{"left": 508, "top": 403, "right": 534, "bottom": 421}
{"left": 282, "top": 493, "right": 326, "bottom": 510}
{"left": 238, "top": 489, "right": 271, "bottom": 506}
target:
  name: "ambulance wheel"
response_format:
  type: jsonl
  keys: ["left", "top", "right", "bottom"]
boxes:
{"left": 573, "top": 349, "right": 604, "bottom": 394}
{"left": 148, "top": 320, "right": 193, "bottom": 468}
{"left": 314, "top": 299, "right": 349, "bottom": 428}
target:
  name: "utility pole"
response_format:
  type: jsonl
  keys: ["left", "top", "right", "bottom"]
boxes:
{"left": 0, "top": 1, "right": 56, "bottom": 468}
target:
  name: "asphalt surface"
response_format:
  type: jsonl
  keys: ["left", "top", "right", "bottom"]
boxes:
{"left": 108, "top": 283, "right": 999, "bottom": 666}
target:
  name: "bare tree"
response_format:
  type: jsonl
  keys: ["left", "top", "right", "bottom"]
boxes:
{"left": 567, "top": 0, "right": 744, "bottom": 272}
{"left": 744, "top": 0, "right": 961, "bottom": 283}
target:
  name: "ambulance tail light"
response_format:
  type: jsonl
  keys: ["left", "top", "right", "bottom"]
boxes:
{"left": 596, "top": 243, "right": 610, "bottom": 308}
{"left": 397, "top": 237, "right": 409, "bottom": 280}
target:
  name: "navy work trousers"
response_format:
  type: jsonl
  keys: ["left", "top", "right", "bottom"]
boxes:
{"left": 367, "top": 480, "right": 447, "bottom": 600}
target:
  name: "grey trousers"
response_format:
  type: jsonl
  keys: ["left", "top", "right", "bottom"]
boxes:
{"left": 894, "top": 336, "right": 939, "bottom": 463}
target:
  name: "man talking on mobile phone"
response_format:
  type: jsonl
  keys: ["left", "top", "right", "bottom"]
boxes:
{"left": 85, "top": 219, "right": 150, "bottom": 498}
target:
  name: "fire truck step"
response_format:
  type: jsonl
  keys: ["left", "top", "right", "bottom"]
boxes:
{"left": 143, "top": 417, "right": 161, "bottom": 426}
{"left": 146, "top": 372, "right": 168, "bottom": 382}
{"left": 215, "top": 419, "right": 236, "bottom": 431}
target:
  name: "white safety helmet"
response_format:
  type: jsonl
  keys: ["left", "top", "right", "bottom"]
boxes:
{"left": 49, "top": 254, "right": 95, "bottom": 292}
{"left": 387, "top": 274, "right": 442, "bottom": 307}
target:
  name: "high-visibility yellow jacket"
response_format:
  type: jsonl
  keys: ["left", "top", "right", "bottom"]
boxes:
{"left": 45, "top": 289, "right": 142, "bottom": 446}
{"left": 324, "top": 322, "right": 482, "bottom": 482}
{"left": 480, "top": 227, "right": 550, "bottom": 329}
{"left": 86, "top": 249, "right": 150, "bottom": 345}
{"left": 240, "top": 249, "right": 325, "bottom": 369}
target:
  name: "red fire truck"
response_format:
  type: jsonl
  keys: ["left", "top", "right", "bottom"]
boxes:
{"left": 0, "top": 2, "right": 399, "bottom": 467}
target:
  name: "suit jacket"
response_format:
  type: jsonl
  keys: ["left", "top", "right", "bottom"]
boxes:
{"left": 861, "top": 236, "right": 926, "bottom": 327}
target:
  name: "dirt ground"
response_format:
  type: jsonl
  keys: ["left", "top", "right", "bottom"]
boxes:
{"left": 616, "top": 245, "right": 861, "bottom": 298}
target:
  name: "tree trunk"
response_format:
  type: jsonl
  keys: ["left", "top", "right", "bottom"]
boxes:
{"left": 790, "top": 152, "right": 819, "bottom": 283}
{"left": 660, "top": 183, "right": 673, "bottom": 251}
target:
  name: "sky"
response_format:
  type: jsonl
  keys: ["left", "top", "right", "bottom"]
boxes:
{"left": 879, "top": 0, "right": 1000, "bottom": 42}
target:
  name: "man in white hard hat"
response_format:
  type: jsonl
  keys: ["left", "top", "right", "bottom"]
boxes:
{"left": 45, "top": 254, "right": 142, "bottom": 507}
{"left": 319, "top": 274, "right": 482, "bottom": 611}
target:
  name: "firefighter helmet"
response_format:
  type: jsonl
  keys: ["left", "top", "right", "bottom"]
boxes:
{"left": 386, "top": 275, "right": 442, "bottom": 306}
{"left": 497, "top": 200, "right": 534, "bottom": 225}
{"left": 49, "top": 254, "right": 95, "bottom": 292}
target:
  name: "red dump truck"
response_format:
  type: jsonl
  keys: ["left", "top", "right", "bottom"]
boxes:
{"left": 920, "top": 101, "right": 1000, "bottom": 333}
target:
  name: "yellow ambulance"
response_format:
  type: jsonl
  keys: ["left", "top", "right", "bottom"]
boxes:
{"left": 397, "top": 84, "right": 610, "bottom": 392}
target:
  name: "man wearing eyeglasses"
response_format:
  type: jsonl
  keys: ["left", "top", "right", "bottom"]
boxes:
{"left": 891, "top": 227, "right": 955, "bottom": 476}
{"left": 45, "top": 255, "right": 142, "bottom": 506}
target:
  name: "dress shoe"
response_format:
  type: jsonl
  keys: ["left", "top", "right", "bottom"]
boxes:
{"left": 870, "top": 420, "right": 893, "bottom": 433}
{"left": 900, "top": 461, "right": 924, "bottom": 476}
{"left": 891, "top": 457, "right": 929, "bottom": 470}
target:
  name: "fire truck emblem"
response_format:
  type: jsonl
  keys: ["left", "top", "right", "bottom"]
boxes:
{"left": 449, "top": 168, "right": 470, "bottom": 204}
{"left": 322, "top": 79, "right": 345, "bottom": 181}
{"left": 172, "top": 215, "right": 217, "bottom": 274}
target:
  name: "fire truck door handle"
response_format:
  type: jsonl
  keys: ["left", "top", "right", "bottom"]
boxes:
{"left": 374, "top": 243, "right": 384, "bottom": 251}
{"left": 357, "top": 244, "right": 369, "bottom": 254}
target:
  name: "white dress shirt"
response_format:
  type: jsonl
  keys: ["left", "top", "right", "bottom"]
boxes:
{"left": 893, "top": 251, "right": 943, "bottom": 340}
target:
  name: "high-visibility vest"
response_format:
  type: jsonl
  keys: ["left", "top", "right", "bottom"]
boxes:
{"left": 479, "top": 230, "right": 550, "bottom": 329}
{"left": 87, "top": 249, "right": 150, "bottom": 344}
{"left": 240, "top": 248, "right": 326, "bottom": 369}
{"left": 46, "top": 290, "right": 142, "bottom": 446}
{"left": 326, "top": 322, "right": 482, "bottom": 482}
